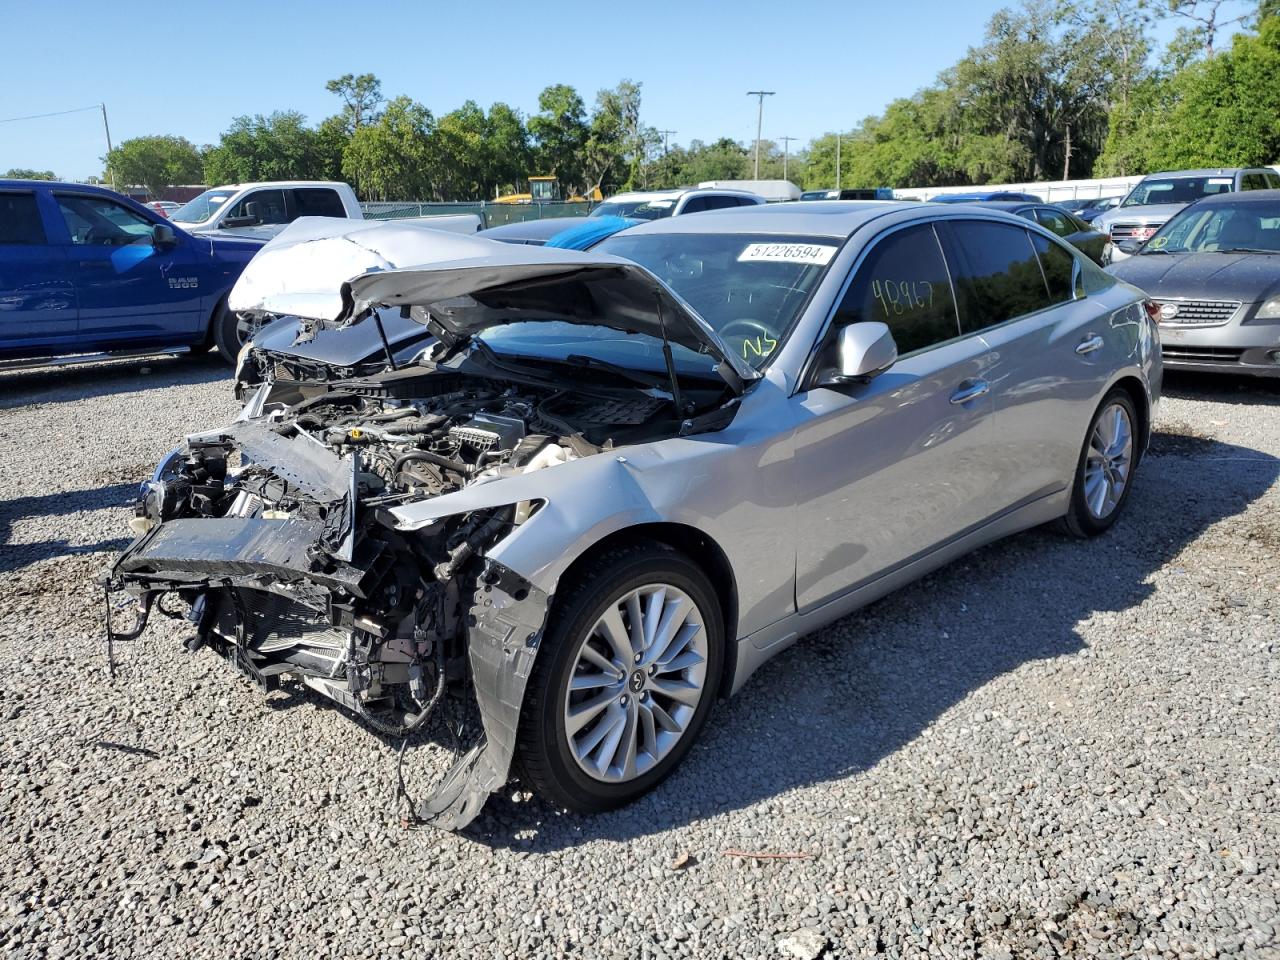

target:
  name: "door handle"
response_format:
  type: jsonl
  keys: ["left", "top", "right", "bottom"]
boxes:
{"left": 949, "top": 379, "right": 990, "bottom": 405}
{"left": 1076, "top": 334, "right": 1104, "bottom": 355}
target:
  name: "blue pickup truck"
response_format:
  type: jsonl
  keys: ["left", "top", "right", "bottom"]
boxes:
{"left": 0, "top": 179, "right": 264, "bottom": 367}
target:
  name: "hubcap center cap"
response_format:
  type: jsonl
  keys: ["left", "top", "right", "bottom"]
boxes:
{"left": 627, "top": 670, "right": 645, "bottom": 693}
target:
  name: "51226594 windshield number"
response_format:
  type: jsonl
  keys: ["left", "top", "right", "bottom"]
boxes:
{"left": 871, "top": 278, "right": 933, "bottom": 317}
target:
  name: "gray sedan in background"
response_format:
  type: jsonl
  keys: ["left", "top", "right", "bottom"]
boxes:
{"left": 959, "top": 200, "right": 1110, "bottom": 264}
{"left": 106, "top": 203, "right": 1160, "bottom": 828}
{"left": 1107, "top": 190, "right": 1280, "bottom": 376}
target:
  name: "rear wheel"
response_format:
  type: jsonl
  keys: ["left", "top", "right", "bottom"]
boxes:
{"left": 515, "top": 544, "right": 723, "bottom": 813}
{"left": 1060, "top": 388, "right": 1138, "bottom": 538}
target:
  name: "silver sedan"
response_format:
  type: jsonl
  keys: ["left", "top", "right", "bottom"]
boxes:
{"left": 107, "top": 203, "right": 1161, "bottom": 829}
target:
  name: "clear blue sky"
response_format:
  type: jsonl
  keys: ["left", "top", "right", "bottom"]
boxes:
{"left": 0, "top": 0, "right": 1216, "bottom": 181}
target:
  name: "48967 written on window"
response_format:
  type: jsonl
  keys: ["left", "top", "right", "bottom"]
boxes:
{"left": 831, "top": 224, "right": 961, "bottom": 355}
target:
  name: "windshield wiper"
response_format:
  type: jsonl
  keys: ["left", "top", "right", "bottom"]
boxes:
{"left": 1217, "top": 247, "right": 1279, "bottom": 255}
{"left": 563, "top": 354, "right": 670, "bottom": 391}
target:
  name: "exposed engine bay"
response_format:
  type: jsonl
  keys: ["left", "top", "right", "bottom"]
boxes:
{"left": 103, "top": 363, "right": 715, "bottom": 828}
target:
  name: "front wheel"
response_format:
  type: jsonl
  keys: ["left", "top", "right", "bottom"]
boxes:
{"left": 211, "top": 300, "right": 254, "bottom": 364}
{"left": 515, "top": 544, "right": 724, "bottom": 813}
{"left": 1060, "top": 388, "right": 1139, "bottom": 538}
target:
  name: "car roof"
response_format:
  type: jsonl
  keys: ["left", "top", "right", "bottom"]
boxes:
{"left": 210, "top": 181, "right": 348, "bottom": 191}
{"left": 611, "top": 200, "right": 928, "bottom": 239}
{"left": 0, "top": 178, "right": 117, "bottom": 193}
{"left": 1139, "top": 168, "right": 1262, "bottom": 179}
{"left": 604, "top": 186, "right": 760, "bottom": 203}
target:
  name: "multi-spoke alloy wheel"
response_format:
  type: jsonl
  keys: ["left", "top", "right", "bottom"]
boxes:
{"left": 563, "top": 584, "right": 709, "bottom": 782}
{"left": 1083, "top": 401, "right": 1133, "bottom": 519}
{"left": 1061, "top": 388, "right": 1140, "bottom": 538}
{"left": 515, "top": 545, "right": 723, "bottom": 813}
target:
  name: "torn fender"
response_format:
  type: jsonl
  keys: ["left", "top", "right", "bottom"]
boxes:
{"left": 419, "top": 560, "right": 550, "bottom": 830}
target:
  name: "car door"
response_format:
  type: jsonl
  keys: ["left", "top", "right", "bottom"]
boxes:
{"left": 222, "top": 188, "right": 289, "bottom": 229}
{"left": 789, "top": 222, "right": 999, "bottom": 610}
{"left": 0, "top": 188, "right": 78, "bottom": 351}
{"left": 53, "top": 191, "right": 203, "bottom": 345}
{"left": 938, "top": 219, "right": 1104, "bottom": 508}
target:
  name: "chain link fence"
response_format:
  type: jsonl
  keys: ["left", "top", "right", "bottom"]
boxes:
{"left": 361, "top": 200, "right": 595, "bottom": 229}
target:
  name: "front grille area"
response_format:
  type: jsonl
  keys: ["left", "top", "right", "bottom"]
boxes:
{"left": 1154, "top": 299, "right": 1241, "bottom": 326}
{"left": 1109, "top": 222, "right": 1163, "bottom": 241}
{"left": 1162, "top": 345, "right": 1245, "bottom": 364}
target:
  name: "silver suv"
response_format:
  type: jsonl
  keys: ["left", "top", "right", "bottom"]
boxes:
{"left": 1096, "top": 167, "right": 1280, "bottom": 262}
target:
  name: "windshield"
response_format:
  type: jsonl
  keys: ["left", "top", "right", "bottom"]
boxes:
{"left": 594, "top": 232, "right": 839, "bottom": 369}
{"left": 591, "top": 199, "right": 676, "bottom": 221}
{"left": 1121, "top": 176, "right": 1234, "bottom": 208}
{"left": 1143, "top": 200, "right": 1280, "bottom": 254}
{"left": 172, "top": 189, "right": 237, "bottom": 224}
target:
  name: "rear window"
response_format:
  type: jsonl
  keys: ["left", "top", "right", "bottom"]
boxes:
{"left": 942, "top": 221, "right": 1054, "bottom": 332}
{"left": 292, "top": 188, "right": 346, "bottom": 218}
{"left": 1029, "top": 233, "right": 1079, "bottom": 303}
{"left": 0, "top": 193, "right": 45, "bottom": 244}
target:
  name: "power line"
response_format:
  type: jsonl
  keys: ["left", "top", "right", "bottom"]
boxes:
{"left": 0, "top": 104, "right": 103, "bottom": 125}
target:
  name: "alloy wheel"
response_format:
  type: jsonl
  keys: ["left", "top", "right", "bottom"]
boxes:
{"left": 562, "top": 583, "right": 709, "bottom": 783}
{"left": 1083, "top": 402, "right": 1133, "bottom": 519}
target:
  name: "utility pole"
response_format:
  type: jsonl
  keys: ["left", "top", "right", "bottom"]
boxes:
{"left": 659, "top": 129, "right": 676, "bottom": 155}
{"left": 100, "top": 103, "right": 116, "bottom": 190}
{"left": 779, "top": 136, "right": 796, "bottom": 181}
{"left": 746, "top": 91, "right": 775, "bottom": 179}
{"left": 835, "top": 134, "right": 841, "bottom": 190}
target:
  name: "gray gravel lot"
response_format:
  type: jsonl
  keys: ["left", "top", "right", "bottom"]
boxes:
{"left": 1, "top": 356, "right": 1277, "bottom": 960}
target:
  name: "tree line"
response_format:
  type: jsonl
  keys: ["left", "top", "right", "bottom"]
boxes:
{"left": 59, "top": 0, "right": 1280, "bottom": 200}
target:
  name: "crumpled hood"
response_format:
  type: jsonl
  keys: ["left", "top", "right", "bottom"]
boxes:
{"left": 341, "top": 249, "right": 758, "bottom": 387}
{"left": 1107, "top": 251, "right": 1280, "bottom": 303}
{"left": 227, "top": 217, "right": 490, "bottom": 319}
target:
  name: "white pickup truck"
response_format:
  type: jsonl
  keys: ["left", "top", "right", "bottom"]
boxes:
{"left": 170, "top": 181, "right": 480, "bottom": 240}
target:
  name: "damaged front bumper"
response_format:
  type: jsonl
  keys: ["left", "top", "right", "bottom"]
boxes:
{"left": 103, "top": 426, "right": 555, "bottom": 831}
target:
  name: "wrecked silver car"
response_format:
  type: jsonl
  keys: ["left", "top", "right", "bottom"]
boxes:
{"left": 105, "top": 204, "right": 1160, "bottom": 829}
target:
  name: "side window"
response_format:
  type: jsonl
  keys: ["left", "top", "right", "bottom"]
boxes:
{"left": 55, "top": 194, "right": 154, "bottom": 246}
{"left": 734, "top": 196, "right": 761, "bottom": 207}
{"left": 0, "top": 192, "right": 46, "bottom": 244}
{"left": 226, "top": 189, "right": 288, "bottom": 225}
{"left": 292, "top": 188, "right": 346, "bottom": 218}
{"left": 679, "top": 196, "right": 711, "bottom": 214}
{"left": 1029, "top": 233, "right": 1078, "bottom": 304}
{"left": 829, "top": 223, "right": 960, "bottom": 356}
{"left": 1241, "top": 173, "right": 1268, "bottom": 191}
{"left": 1034, "top": 207, "right": 1074, "bottom": 237}
{"left": 701, "top": 195, "right": 745, "bottom": 211}
{"left": 1267, "top": 172, "right": 1280, "bottom": 190}
{"left": 942, "top": 221, "right": 1053, "bottom": 333}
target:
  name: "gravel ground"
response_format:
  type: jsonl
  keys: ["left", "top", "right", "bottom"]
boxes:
{"left": 1, "top": 356, "right": 1277, "bottom": 960}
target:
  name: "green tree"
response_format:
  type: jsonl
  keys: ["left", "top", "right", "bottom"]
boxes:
{"left": 4, "top": 167, "right": 57, "bottom": 180}
{"left": 203, "top": 111, "right": 327, "bottom": 184}
{"left": 341, "top": 96, "right": 435, "bottom": 200}
{"left": 528, "top": 84, "right": 588, "bottom": 192}
{"left": 484, "top": 102, "right": 532, "bottom": 196}
{"left": 105, "top": 135, "right": 203, "bottom": 196}
{"left": 325, "top": 73, "right": 383, "bottom": 132}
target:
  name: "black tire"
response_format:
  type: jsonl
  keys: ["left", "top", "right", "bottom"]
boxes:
{"left": 1059, "top": 387, "right": 1139, "bottom": 538}
{"left": 211, "top": 299, "right": 243, "bottom": 364}
{"left": 515, "top": 543, "right": 724, "bottom": 814}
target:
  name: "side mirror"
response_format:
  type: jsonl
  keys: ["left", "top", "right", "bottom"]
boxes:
{"left": 151, "top": 223, "right": 177, "bottom": 249}
{"left": 1115, "top": 238, "right": 1143, "bottom": 255}
{"left": 822, "top": 321, "right": 898, "bottom": 384}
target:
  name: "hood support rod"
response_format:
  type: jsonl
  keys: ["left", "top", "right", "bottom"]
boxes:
{"left": 655, "top": 293, "right": 685, "bottom": 418}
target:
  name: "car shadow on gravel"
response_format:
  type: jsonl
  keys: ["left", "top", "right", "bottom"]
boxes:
{"left": 0, "top": 353, "right": 228, "bottom": 411}
{"left": 462, "top": 430, "right": 1280, "bottom": 850}
{"left": 0, "top": 482, "right": 138, "bottom": 574}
